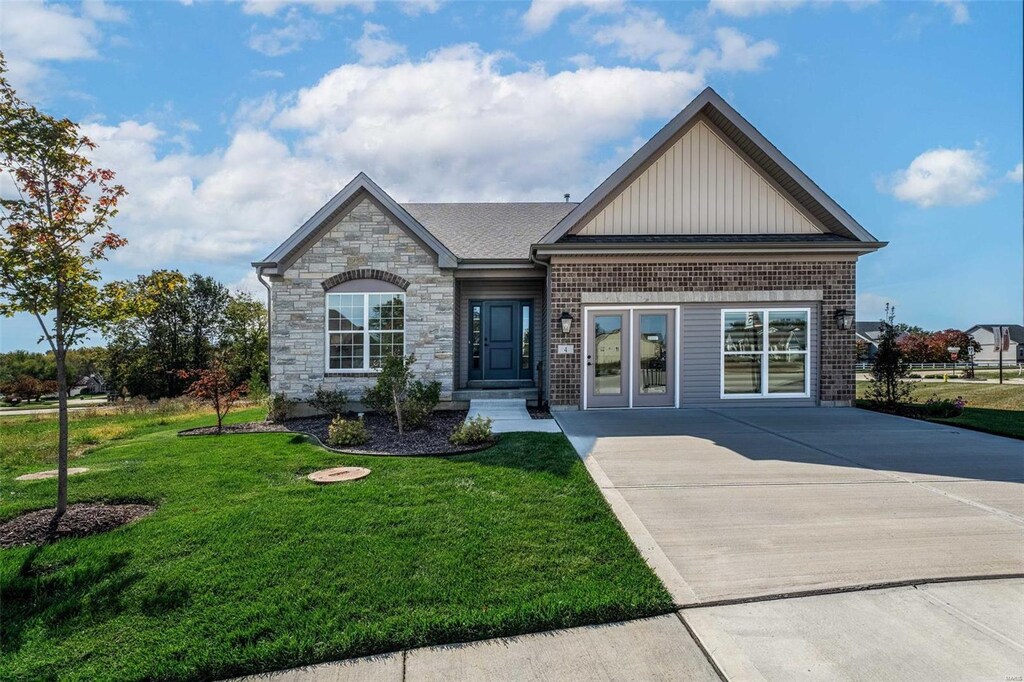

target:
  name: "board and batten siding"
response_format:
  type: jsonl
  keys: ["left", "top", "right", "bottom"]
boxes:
{"left": 680, "top": 303, "right": 820, "bottom": 407}
{"left": 578, "top": 118, "right": 825, "bottom": 237}
{"left": 456, "top": 278, "right": 545, "bottom": 388}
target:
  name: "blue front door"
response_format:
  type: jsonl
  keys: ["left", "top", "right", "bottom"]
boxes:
{"left": 483, "top": 301, "right": 518, "bottom": 380}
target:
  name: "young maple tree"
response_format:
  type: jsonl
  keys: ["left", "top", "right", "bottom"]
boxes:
{"left": 178, "top": 360, "right": 248, "bottom": 434}
{"left": 0, "top": 55, "right": 131, "bottom": 532}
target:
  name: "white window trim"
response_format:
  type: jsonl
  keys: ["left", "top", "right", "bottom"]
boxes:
{"left": 720, "top": 307, "right": 811, "bottom": 399}
{"left": 325, "top": 292, "right": 406, "bottom": 373}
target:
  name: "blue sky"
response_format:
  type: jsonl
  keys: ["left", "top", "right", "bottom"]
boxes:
{"left": 1, "top": 0, "right": 1021, "bottom": 351}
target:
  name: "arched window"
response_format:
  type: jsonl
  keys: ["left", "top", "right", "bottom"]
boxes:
{"left": 325, "top": 278, "right": 406, "bottom": 371}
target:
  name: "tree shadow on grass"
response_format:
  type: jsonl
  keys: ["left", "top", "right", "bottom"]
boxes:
{"left": 2, "top": 549, "right": 152, "bottom": 655}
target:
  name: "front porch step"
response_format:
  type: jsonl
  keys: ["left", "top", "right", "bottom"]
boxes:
{"left": 453, "top": 388, "right": 540, "bottom": 402}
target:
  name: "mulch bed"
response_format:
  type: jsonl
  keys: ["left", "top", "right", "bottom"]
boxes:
{"left": 1, "top": 503, "right": 156, "bottom": 549}
{"left": 527, "top": 405, "right": 553, "bottom": 420}
{"left": 181, "top": 410, "right": 496, "bottom": 456}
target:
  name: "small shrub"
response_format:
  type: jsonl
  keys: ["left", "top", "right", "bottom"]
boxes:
{"left": 363, "top": 354, "right": 440, "bottom": 434}
{"left": 908, "top": 373, "right": 922, "bottom": 379}
{"left": 266, "top": 392, "right": 290, "bottom": 423}
{"left": 310, "top": 386, "right": 349, "bottom": 416}
{"left": 865, "top": 304, "right": 915, "bottom": 410}
{"left": 327, "top": 416, "right": 369, "bottom": 447}
{"left": 918, "top": 394, "right": 966, "bottom": 418}
{"left": 450, "top": 416, "right": 493, "bottom": 446}
{"left": 247, "top": 370, "right": 269, "bottom": 404}
{"left": 403, "top": 380, "right": 441, "bottom": 429}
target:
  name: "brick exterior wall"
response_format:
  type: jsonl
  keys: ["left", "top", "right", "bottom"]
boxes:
{"left": 269, "top": 197, "right": 455, "bottom": 403}
{"left": 547, "top": 258, "right": 856, "bottom": 408}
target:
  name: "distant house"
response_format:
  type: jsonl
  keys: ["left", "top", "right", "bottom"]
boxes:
{"left": 966, "top": 325, "right": 1024, "bottom": 364}
{"left": 855, "top": 321, "right": 883, "bottom": 360}
{"left": 70, "top": 374, "right": 106, "bottom": 397}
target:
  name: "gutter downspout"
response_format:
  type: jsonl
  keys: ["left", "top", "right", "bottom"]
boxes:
{"left": 256, "top": 267, "right": 272, "bottom": 393}
{"left": 529, "top": 249, "right": 552, "bottom": 407}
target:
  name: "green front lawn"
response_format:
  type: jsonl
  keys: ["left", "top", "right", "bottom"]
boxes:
{"left": 0, "top": 409, "right": 671, "bottom": 681}
{"left": 857, "top": 380, "right": 1024, "bottom": 439}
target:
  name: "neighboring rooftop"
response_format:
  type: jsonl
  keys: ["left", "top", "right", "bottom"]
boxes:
{"left": 968, "top": 324, "right": 1024, "bottom": 342}
{"left": 403, "top": 202, "right": 576, "bottom": 260}
{"left": 856, "top": 321, "right": 884, "bottom": 339}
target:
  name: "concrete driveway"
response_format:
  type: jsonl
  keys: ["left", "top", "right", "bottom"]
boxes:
{"left": 557, "top": 406, "right": 1024, "bottom": 679}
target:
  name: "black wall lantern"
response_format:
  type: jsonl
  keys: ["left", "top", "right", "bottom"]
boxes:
{"left": 560, "top": 311, "right": 574, "bottom": 334}
{"left": 834, "top": 308, "right": 853, "bottom": 331}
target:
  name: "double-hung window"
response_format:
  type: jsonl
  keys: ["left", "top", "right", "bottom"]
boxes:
{"left": 326, "top": 292, "right": 405, "bottom": 371}
{"left": 722, "top": 309, "right": 809, "bottom": 397}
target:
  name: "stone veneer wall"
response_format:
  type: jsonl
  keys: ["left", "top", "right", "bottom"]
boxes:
{"left": 269, "top": 197, "right": 455, "bottom": 402}
{"left": 547, "top": 258, "right": 856, "bottom": 407}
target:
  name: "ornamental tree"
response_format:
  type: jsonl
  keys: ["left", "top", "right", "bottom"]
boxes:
{"left": 0, "top": 55, "right": 131, "bottom": 534}
{"left": 177, "top": 360, "right": 248, "bottom": 433}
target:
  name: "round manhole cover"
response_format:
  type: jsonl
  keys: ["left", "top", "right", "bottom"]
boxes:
{"left": 16, "top": 467, "right": 90, "bottom": 481}
{"left": 307, "top": 466, "right": 371, "bottom": 484}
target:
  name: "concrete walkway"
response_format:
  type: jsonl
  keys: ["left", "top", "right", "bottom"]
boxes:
{"left": 232, "top": 578, "right": 1023, "bottom": 681}
{"left": 466, "top": 399, "right": 561, "bottom": 434}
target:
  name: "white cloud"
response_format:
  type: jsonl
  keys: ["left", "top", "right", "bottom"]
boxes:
{"left": 591, "top": 8, "right": 693, "bottom": 69}
{"left": 522, "top": 0, "right": 622, "bottom": 34}
{"left": 935, "top": 0, "right": 969, "bottom": 24}
{"left": 248, "top": 11, "right": 320, "bottom": 56}
{"left": 252, "top": 69, "right": 286, "bottom": 79}
{"left": 1007, "top": 162, "right": 1023, "bottom": 183}
{"left": 857, "top": 292, "right": 895, "bottom": 321}
{"left": 590, "top": 11, "right": 777, "bottom": 73}
{"left": 241, "top": 0, "right": 373, "bottom": 16}
{"left": 882, "top": 147, "right": 994, "bottom": 208}
{"left": 0, "top": 0, "right": 126, "bottom": 93}
{"left": 353, "top": 22, "right": 406, "bottom": 65}
{"left": 696, "top": 27, "right": 778, "bottom": 72}
{"left": 708, "top": 0, "right": 809, "bottom": 17}
{"left": 399, "top": 0, "right": 442, "bottom": 16}
{"left": 82, "top": 45, "right": 706, "bottom": 266}
{"left": 81, "top": 120, "right": 338, "bottom": 265}
{"left": 708, "top": 0, "right": 879, "bottom": 17}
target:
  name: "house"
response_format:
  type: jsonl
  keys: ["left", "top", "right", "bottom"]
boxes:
{"left": 253, "top": 87, "right": 886, "bottom": 412}
{"left": 966, "top": 325, "right": 1024, "bottom": 364}
{"left": 855, "top": 321, "right": 883, "bottom": 360}
{"left": 69, "top": 374, "right": 106, "bottom": 397}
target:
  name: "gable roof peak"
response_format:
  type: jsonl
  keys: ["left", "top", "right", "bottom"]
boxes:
{"left": 253, "top": 172, "right": 458, "bottom": 274}
{"left": 537, "top": 87, "right": 880, "bottom": 246}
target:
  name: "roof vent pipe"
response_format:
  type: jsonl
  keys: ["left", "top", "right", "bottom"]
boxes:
{"left": 564, "top": 193, "right": 570, "bottom": 202}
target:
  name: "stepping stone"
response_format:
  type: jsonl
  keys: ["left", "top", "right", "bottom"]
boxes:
{"left": 16, "top": 467, "right": 89, "bottom": 481}
{"left": 307, "top": 466, "right": 371, "bottom": 484}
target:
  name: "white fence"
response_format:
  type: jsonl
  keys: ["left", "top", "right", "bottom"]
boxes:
{"left": 855, "top": 360, "right": 1020, "bottom": 371}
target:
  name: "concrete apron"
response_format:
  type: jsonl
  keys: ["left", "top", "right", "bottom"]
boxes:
{"left": 556, "top": 406, "right": 1024, "bottom": 607}
{"left": 466, "top": 399, "right": 561, "bottom": 434}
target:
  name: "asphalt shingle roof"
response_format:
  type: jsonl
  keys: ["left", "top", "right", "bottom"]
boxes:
{"left": 402, "top": 202, "right": 577, "bottom": 260}
{"left": 971, "top": 324, "right": 1024, "bottom": 343}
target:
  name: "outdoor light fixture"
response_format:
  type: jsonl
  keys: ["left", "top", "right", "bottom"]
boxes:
{"left": 834, "top": 308, "right": 854, "bottom": 331}
{"left": 560, "top": 311, "right": 574, "bottom": 334}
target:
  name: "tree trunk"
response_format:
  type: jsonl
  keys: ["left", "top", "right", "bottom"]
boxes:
{"left": 47, "top": 348, "right": 69, "bottom": 541}
{"left": 392, "top": 387, "right": 403, "bottom": 435}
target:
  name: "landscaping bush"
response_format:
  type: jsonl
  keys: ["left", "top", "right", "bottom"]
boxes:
{"left": 310, "top": 386, "right": 349, "bottom": 416}
{"left": 247, "top": 370, "right": 269, "bottom": 404}
{"left": 404, "top": 380, "right": 441, "bottom": 429}
{"left": 327, "top": 415, "right": 369, "bottom": 447}
{"left": 363, "top": 354, "right": 441, "bottom": 434}
{"left": 917, "top": 394, "right": 967, "bottom": 418}
{"left": 266, "top": 392, "right": 290, "bottom": 423}
{"left": 864, "top": 303, "right": 915, "bottom": 410}
{"left": 450, "top": 416, "right": 494, "bottom": 446}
